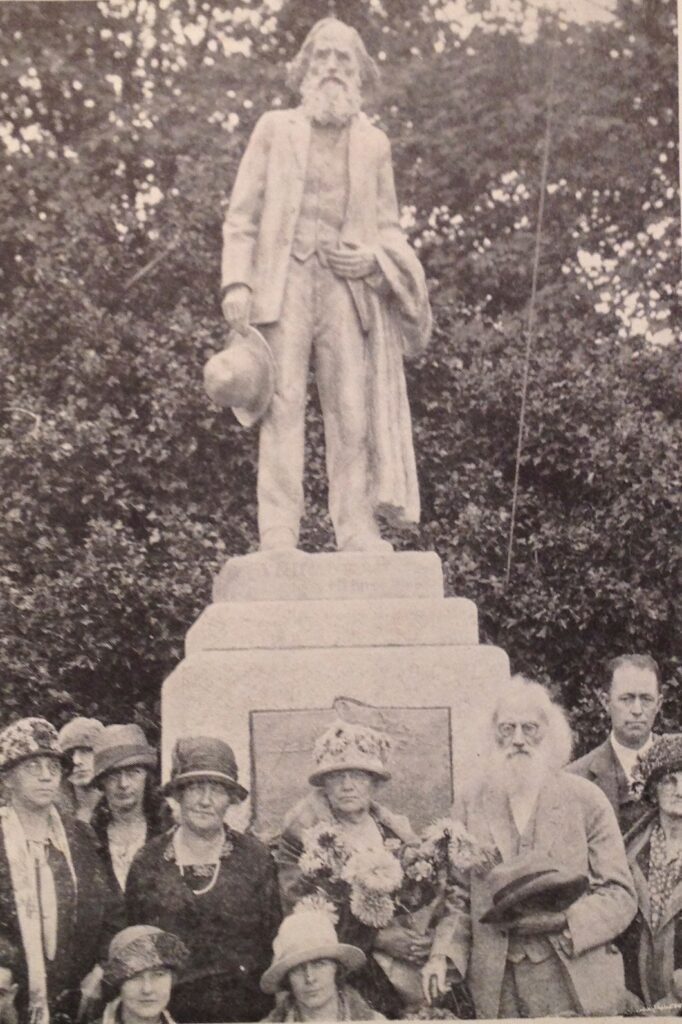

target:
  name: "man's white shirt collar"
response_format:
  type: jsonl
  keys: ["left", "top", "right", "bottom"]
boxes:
{"left": 610, "top": 731, "right": 654, "bottom": 782}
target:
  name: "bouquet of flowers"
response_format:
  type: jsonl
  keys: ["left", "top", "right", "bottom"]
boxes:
{"left": 296, "top": 817, "right": 497, "bottom": 931}
{"left": 296, "top": 822, "right": 404, "bottom": 928}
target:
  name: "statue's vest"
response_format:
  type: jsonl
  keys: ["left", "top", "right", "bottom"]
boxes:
{"left": 291, "top": 124, "right": 349, "bottom": 264}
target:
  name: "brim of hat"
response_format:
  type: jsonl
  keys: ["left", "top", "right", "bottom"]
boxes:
{"left": 93, "top": 749, "right": 157, "bottom": 783}
{"left": 309, "top": 762, "right": 391, "bottom": 786}
{"left": 1, "top": 748, "right": 67, "bottom": 773}
{"left": 230, "top": 327, "right": 276, "bottom": 428}
{"left": 60, "top": 742, "right": 94, "bottom": 755}
{"left": 480, "top": 874, "right": 588, "bottom": 924}
{"left": 260, "top": 943, "right": 366, "bottom": 994}
{"left": 162, "top": 770, "right": 248, "bottom": 801}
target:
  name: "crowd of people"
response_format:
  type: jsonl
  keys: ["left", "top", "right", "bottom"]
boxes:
{"left": 0, "top": 653, "right": 679, "bottom": 1023}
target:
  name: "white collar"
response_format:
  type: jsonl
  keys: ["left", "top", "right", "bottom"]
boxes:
{"left": 610, "top": 732, "right": 654, "bottom": 780}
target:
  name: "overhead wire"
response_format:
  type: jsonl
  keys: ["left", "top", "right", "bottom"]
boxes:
{"left": 504, "top": 11, "right": 561, "bottom": 586}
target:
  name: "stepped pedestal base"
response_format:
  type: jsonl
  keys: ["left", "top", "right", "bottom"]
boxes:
{"left": 162, "top": 551, "right": 510, "bottom": 834}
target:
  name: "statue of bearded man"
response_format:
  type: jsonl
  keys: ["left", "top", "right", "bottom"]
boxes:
{"left": 220, "top": 18, "right": 431, "bottom": 553}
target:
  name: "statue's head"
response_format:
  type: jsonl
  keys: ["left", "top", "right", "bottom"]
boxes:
{"left": 287, "top": 18, "right": 380, "bottom": 127}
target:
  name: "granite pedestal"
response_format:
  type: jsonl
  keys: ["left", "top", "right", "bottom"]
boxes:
{"left": 162, "top": 551, "right": 510, "bottom": 834}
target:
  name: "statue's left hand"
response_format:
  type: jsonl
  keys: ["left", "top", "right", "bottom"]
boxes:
{"left": 326, "top": 244, "right": 379, "bottom": 279}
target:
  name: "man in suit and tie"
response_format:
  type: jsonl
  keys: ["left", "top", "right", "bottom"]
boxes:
{"left": 220, "top": 18, "right": 431, "bottom": 554}
{"left": 428, "top": 676, "right": 636, "bottom": 1018}
{"left": 567, "top": 655, "right": 663, "bottom": 833}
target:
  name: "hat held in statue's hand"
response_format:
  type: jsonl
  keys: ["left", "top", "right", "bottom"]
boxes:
{"left": 479, "top": 853, "right": 588, "bottom": 925}
{"left": 203, "top": 327, "right": 275, "bottom": 428}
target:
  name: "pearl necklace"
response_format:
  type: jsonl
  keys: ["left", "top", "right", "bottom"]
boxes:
{"left": 174, "top": 827, "right": 225, "bottom": 896}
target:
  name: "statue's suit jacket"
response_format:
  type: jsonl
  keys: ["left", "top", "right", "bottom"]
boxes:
{"left": 221, "top": 107, "right": 431, "bottom": 524}
{"left": 446, "top": 771, "right": 637, "bottom": 1019}
{"left": 568, "top": 738, "right": 648, "bottom": 833}
{"left": 221, "top": 107, "right": 430, "bottom": 353}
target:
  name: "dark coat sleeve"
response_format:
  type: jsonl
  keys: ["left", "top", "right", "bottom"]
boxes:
{"left": 69, "top": 818, "right": 125, "bottom": 965}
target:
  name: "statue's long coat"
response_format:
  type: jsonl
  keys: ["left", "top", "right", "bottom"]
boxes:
{"left": 221, "top": 108, "right": 431, "bottom": 524}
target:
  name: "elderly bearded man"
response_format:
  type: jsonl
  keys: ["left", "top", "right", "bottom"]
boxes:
{"left": 436, "top": 677, "right": 637, "bottom": 1018}
{"left": 220, "top": 18, "right": 431, "bottom": 553}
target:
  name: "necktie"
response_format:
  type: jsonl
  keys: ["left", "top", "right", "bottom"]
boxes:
{"left": 30, "top": 841, "right": 57, "bottom": 962}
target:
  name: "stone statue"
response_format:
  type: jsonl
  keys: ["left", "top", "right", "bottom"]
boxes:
{"left": 217, "top": 17, "right": 431, "bottom": 553}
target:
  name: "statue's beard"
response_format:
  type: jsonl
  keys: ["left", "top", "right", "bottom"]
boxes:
{"left": 301, "top": 71, "right": 362, "bottom": 127}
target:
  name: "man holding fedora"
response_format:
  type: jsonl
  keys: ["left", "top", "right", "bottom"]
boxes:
{"left": 216, "top": 17, "right": 431, "bottom": 554}
{"left": 125, "top": 736, "right": 281, "bottom": 1022}
{"left": 435, "top": 676, "right": 637, "bottom": 1018}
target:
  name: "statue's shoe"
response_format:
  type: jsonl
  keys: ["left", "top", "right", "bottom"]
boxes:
{"left": 260, "top": 527, "right": 298, "bottom": 552}
{"left": 341, "top": 535, "right": 394, "bottom": 553}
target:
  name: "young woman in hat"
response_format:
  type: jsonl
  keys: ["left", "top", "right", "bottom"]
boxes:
{"left": 90, "top": 725, "right": 170, "bottom": 895}
{"left": 276, "top": 719, "right": 460, "bottom": 1018}
{"left": 125, "top": 736, "right": 281, "bottom": 1023}
{"left": 0, "top": 718, "right": 122, "bottom": 1024}
{"left": 99, "top": 926, "right": 188, "bottom": 1024}
{"left": 621, "top": 734, "right": 682, "bottom": 1010}
{"left": 259, "top": 910, "right": 383, "bottom": 1022}
{"left": 57, "top": 717, "right": 105, "bottom": 824}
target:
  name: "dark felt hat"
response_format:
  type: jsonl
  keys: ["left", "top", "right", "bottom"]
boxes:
{"left": 479, "top": 853, "right": 588, "bottom": 925}
{"left": 163, "top": 736, "right": 248, "bottom": 801}
{"left": 92, "top": 724, "right": 157, "bottom": 783}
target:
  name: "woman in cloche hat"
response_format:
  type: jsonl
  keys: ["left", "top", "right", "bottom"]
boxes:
{"left": 260, "top": 910, "right": 383, "bottom": 1021}
{"left": 57, "top": 716, "right": 105, "bottom": 824}
{"left": 125, "top": 736, "right": 281, "bottom": 1023}
{"left": 620, "top": 734, "right": 682, "bottom": 1012}
{"left": 98, "top": 926, "right": 188, "bottom": 1024}
{"left": 89, "top": 724, "right": 170, "bottom": 894}
{"left": 0, "top": 717, "right": 122, "bottom": 1024}
{"left": 275, "top": 717, "right": 461, "bottom": 1018}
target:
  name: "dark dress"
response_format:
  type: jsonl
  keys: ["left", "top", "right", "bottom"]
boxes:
{"left": 0, "top": 813, "right": 123, "bottom": 1024}
{"left": 90, "top": 792, "right": 172, "bottom": 895}
{"left": 125, "top": 826, "right": 282, "bottom": 1023}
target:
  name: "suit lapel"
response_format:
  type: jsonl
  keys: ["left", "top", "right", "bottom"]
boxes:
{"left": 481, "top": 781, "right": 516, "bottom": 862}
{"left": 628, "top": 823, "right": 653, "bottom": 927}
{"left": 288, "top": 109, "right": 310, "bottom": 175}
{"left": 342, "top": 115, "right": 370, "bottom": 242}
{"left": 587, "top": 741, "right": 622, "bottom": 809}
{"left": 532, "top": 774, "right": 565, "bottom": 860}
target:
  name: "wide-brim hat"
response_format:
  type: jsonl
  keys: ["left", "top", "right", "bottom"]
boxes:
{"left": 480, "top": 854, "right": 588, "bottom": 925}
{"left": 260, "top": 911, "right": 365, "bottom": 994}
{"left": 58, "top": 716, "right": 105, "bottom": 754}
{"left": 162, "top": 736, "right": 248, "bottom": 801}
{"left": 632, "top": 734, "right": 682, "bottom": 801}
{"left": 93, "top": 724, "right": 157, "bottom": 784}
{"left": 0, "top": 718, "right": 66, "bottom": 774}
{"left": 103, "top": 925, "right": 189, "bottom": 990}
{"left": 309, "top": 719, "right": 392, "bottom": 786}
{"left": 203, "top": 326, "right": 275, "bottom": 428}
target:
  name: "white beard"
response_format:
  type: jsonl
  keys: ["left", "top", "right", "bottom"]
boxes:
{"left": 301, "top": 70, "right": 362, "bottom": 127}
{"left": 490, "top": 745, "right": 550, "bottom": 800}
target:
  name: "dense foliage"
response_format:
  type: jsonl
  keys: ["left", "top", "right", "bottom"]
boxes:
{"left": 1, "top": 0, "right": 679, "bottom": 753}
